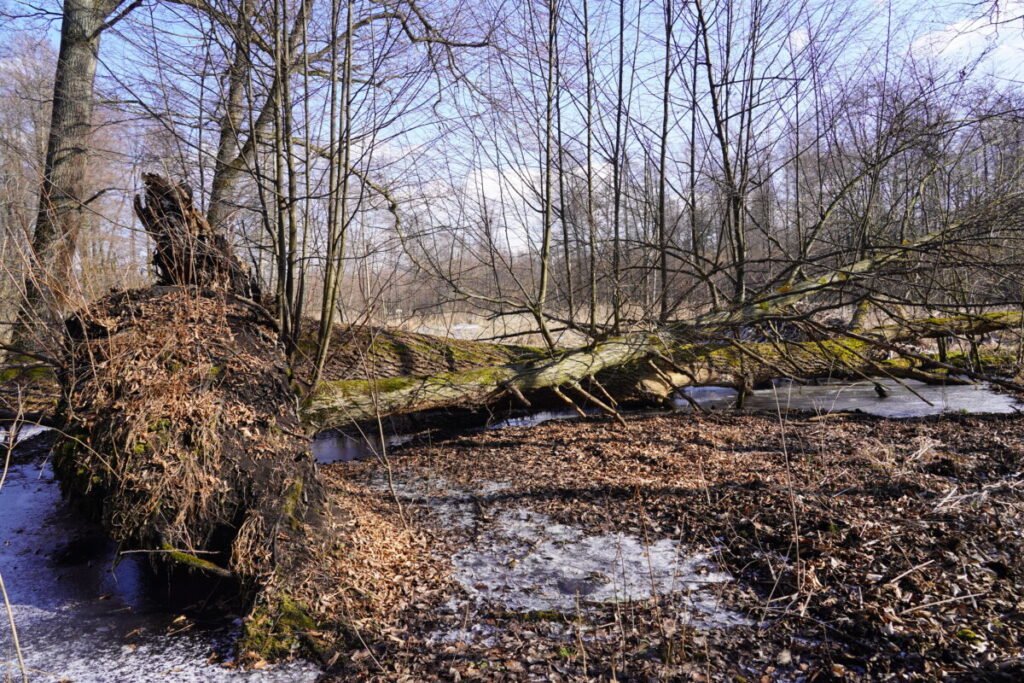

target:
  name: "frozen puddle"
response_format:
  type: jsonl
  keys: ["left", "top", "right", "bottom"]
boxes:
{"left": 451, "top": 508, "right": 745, "bottom": 626}
{"left": 366, "top": 469, "right": 748, "bottom": 628}
{"left": 356, "top": 473, "right": 748, "bottom": 629}
{"left": 0, "top": 459, "right": 319, "bottom": 682}
{"left": 676, "top": 379, "right": 1022, "bottom": 418}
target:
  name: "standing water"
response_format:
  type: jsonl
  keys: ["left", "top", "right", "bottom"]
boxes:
{"left": 0, "top": 430, "right": 319, "bottom": 682}
{"left": 676, "top": 378, "right": 1022, "bottom": 418}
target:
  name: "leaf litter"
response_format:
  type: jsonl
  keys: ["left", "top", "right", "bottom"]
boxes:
{"left": 321, "top": 410, "right": 1024, "bottom": 681}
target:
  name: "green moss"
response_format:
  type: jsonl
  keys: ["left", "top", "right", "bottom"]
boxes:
{"left": 426, "top": 364, "right": 512, "bottom": 387}
{"left": 315, "top": 375, "right": 419, "bottom": 398}
{"left": 238, "top": 594, "right": 324, "bottom": 660}
{"left": 955, "top": 628, "right": 983, "bottom": 644}
{"left": 160, "top": 542, "right": 230, "bottom": 574}
{"left": 279, "top": 480, "right": 304, "bottom": 531}
{"left": 0, "top": 364, "right": 55, "bottom": 383}
{"left": 941, "top": 350, "right": 1016, "bottom": 368}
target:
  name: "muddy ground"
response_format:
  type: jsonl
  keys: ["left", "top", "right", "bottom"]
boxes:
{"left": 318, "top": 411, "right": 1024, "bottom": 682}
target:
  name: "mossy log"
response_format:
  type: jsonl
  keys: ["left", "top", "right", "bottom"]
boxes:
{"left": 303, "top": 312, "right": 1023, "bottom": 429}
{"left": 291, "top": 319, "right": 539, "bottom": 386}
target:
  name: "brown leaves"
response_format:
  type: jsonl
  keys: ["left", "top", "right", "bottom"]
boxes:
{"left": 327, "top": 411, "right": 1024, "bottom": 680}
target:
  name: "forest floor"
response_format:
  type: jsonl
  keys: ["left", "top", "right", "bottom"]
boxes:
{"left": 319, "top": 410, "right": 1024, "bottom": 682}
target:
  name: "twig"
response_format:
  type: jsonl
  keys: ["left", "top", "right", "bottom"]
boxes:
{"left": 0, "top": 571, "right": 28, "bottom": 683}
{"left": 569, "top": 382, "right": 627, "bottom": 427}
{"left": 900, "top": 592, "right": 987, "bottom": 616}
{"left": 552, "top": 385, "right": 587, "bottom": 418}
{"left": 886, "top": 560, "right": 934, "bottom": 586}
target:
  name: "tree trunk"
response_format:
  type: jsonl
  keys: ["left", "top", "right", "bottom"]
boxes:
{"left": 206, "top": 0, "right": 253, "bottom": 229}
{"left": 302, "top": 313, "right": 1023, "bottom": 430}
{"left": 14, "top": 0, "right": 120, "bottom": 350}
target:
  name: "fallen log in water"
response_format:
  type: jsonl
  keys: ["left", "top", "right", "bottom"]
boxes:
{"left": 303, "top": 312, "right": 1023, "bottom": 430}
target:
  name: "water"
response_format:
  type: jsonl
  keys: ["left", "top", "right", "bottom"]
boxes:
{"left": 358, "top": 473, "right": 747, "bottom": 629}
{"left": 311, "top": 378, "right": 1020, "bottom": 467}
{"left": 675, "top": 379, "right": 1022, "bottom": 418}
{"left": 0, "top": 432, "right": 319, "bottom": 682}
{"left": 485, "top": 379, "right": 1020, "bottom": 432}
{"left": 489, "top": 410, "right": 593, "bottom": 430}
{"left": 311, "top": 430, "right": 414, "bottom": 464}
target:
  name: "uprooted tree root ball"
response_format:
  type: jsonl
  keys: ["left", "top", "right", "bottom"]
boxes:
{"left": 54, "top": 286, "right": 442, "bottom": 662}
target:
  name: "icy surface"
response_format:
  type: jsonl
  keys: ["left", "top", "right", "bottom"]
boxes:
{"left": 0, "top": 424, "right": 50, "bottom": 446}
{"left": 675, "top": 379, "right": 1022, "bottom": 418}
{"left": 489, "top": 410, "right": 590, "bottom": 430}
{"left": 451, "top": 508, "right": 746, "bottom": 626}
{"left": 0, "top": 460, "right": 319, "bottom": 682}
{"left": 360, "top": 472, "right": 747, "bottom": 628}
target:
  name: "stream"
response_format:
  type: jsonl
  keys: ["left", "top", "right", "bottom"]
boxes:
{"left": 0, "top": 430, "right": 319, "bottom": 682}
{"left": 313, "top": 378, "right": 1021, "bottom": 464}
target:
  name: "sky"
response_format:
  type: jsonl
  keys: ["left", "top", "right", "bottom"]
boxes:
{"left": 911, "top": 0, "right": 1024, "bottom": 81}
{"left": 1, "top": 0, "right": 1022, "bottom": 236}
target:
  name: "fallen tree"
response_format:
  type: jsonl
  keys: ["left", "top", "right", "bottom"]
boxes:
{"left": 303, "top": 212, "right": 1024, "bottom": 429}
{"left": 301, "top": 203, "right": 1024, "bottom": 428}
{"left": 302, "top": 311, "right": 1024, "bottom": 429}
{"left": 53, "top": 174, "right": 1023, "bottom": 665}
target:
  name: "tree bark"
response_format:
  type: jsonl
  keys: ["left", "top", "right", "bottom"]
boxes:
{"left": 302, "top": 312, "right": 1022, "bottom": 429}
{"left": 14, "top": 0, "right": 126, "bottom": 350}
{"left": 206, "top": 0, "right": 253, "bottom": 229}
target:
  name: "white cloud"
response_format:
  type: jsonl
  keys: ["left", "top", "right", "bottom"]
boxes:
{"left": 788, "top": 28, "right": 810, "bottom": 52}
{"left": 912, "top": 2, "right": 1024, "bottom": 78}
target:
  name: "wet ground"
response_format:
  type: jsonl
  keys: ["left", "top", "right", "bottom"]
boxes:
{"left": 4, "top": 377, "right": 1023, "bottom": 681}
{"left": 0, "top": 430, "right": 319, "bottom": 683}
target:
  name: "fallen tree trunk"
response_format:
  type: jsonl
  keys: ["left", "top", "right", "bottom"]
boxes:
{"left": 303, "top": 220, "right": 1024, "bottom": 429}
{"left": 303, "top": 313, "right": 1023, "bottom": 430}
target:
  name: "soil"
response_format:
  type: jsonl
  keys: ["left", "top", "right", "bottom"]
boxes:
{"left": 320, "top": 410, "right": 1024, "bottom": 681}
